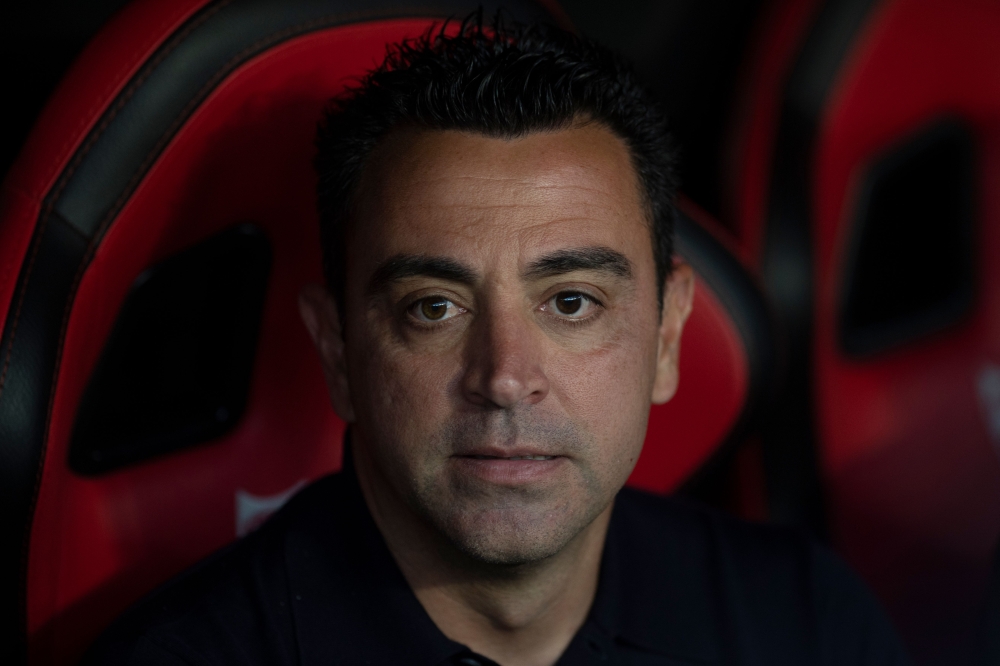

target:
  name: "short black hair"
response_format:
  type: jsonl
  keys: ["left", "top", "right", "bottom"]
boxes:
{"left": 315, "top": 13, "right": 677, "bottom": 315}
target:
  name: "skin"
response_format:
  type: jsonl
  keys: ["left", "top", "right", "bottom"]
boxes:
{"left": 299, "top": 121, "right": 694, "bottom": 666}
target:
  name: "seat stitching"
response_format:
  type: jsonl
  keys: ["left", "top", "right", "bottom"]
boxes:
{"left": 0, "top": 0, "right": 231, "bottom": 402}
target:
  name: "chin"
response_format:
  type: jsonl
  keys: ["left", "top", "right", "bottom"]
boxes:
{"left": 451, "top": 526, "right": 570, "bottom": 566}
{"left": 432, "top": 496, "right": 601, "bottom": 566}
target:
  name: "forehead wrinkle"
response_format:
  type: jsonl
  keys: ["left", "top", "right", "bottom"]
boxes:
{"left": 399, "top": 184, "right": 625, "bottom": 220}
{"left": 403, "top": 160, "right": 625, "bottom": 192}
{"left": 404, "top": 174, "right": 529, "bottom": 189}
{"left": 420, "top": 203, "right": 550, "bottom": 212}
{"left": 408, "top": 174, "right": 623, "bottom": 196}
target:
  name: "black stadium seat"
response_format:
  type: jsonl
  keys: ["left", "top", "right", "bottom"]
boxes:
{"left": 0, "top": 1, "right": 776, "bottom": 663}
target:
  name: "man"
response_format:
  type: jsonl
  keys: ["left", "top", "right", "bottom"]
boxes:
{"left": 85, "top": 16, "right": 910, "bottom": 666}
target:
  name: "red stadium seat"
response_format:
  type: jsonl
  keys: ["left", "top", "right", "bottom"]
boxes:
{"left": 727, "top": 0, "right": 1000, "bottom": 662}
{"left": 0, "top": 0, "right": 774, "bottom": 662}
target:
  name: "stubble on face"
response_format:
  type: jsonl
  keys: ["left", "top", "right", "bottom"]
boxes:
{"left": 413, "top": 407, "right": 605, "bottom": 565}
{"left": 342, "top": 122, "right": 662, "bottom": 570}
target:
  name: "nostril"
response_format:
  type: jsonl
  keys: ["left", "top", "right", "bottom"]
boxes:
{"left": 485, "top": 373, "right": 547, "bottom": 408}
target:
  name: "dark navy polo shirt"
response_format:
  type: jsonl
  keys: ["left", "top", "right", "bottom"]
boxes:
{"left": 82, "top": 460, "right": 911, "bottom": 665}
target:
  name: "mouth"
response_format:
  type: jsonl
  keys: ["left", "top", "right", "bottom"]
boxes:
{"left": 451, "top": 452, "right": 565, "bottom": 485}
{"left": 466, "top": 454, "right": 556, "bottom": 461}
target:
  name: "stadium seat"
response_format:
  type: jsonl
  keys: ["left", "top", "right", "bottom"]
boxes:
{"left": 726, "top": 0, "right": 1000, "bottom": 661}
{"left": 0, "top": 0, "right": 774, "bottom": 662}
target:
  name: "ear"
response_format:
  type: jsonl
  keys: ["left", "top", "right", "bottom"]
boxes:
{"left": 651, "top": 262, "right": 695, "bottom": 405}
{"left": 298, "top": 283, "right": 356, "bottom": 422}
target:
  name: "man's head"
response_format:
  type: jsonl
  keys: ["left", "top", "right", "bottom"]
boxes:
{"left": 300, "top": 15, "right": 694, "bottom": 567}
{"left": 315, "top": 15, "right": 679, "bottom": 316}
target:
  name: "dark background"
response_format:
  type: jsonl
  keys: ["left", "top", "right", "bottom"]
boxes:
{"left": 1, "top": 0, "right": 764, "bottom": 222}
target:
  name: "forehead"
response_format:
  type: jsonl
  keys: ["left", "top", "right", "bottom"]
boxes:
{"left": 350, "top": 123, "right": 652, "bottom": 272}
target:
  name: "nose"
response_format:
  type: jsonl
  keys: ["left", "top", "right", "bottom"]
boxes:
{"left": 462, "top": 304, "right": 550, "bottom": 409}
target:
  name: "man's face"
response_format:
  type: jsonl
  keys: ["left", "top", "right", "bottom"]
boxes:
{"left": 306, "top": 123, "right": 691, "bottom": 565}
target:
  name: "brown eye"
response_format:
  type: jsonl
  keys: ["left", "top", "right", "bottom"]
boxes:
{"left": 421, "top": 298, "right": 449, "bottom": 320}
{"left": 547, "top": 291, "right": 598, "bottom": 320}
{"left": 410, "top": 296, "right": 462, "bottom": 323}
{"left": 555, "top": 293, "right": 584, "bottom": 315}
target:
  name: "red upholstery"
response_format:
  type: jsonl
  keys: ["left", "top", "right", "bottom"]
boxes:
{"left": 728, "top": 0, "right": 1000, "bottom": 661}
{"left": 0, "top": 1, "right": 768, "bottom": 663}
{"left": 630, "top": 197, "right": 758, "bottom": 496}
{"left": 629, "top": 254, "right": 748, "bottom": 495}
{"left": 0, "top": 0, "right": 209, "bottom": 321}
{"left": 24, "top": 16, "right": 416, "bottom": 664}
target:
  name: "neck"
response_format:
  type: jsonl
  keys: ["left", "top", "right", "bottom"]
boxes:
{"left": 351, "top": 441, "right": 611, "bottom": 666}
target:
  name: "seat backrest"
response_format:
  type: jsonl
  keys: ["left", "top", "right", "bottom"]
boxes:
{"left": 0, "top": 1, "right": 773, "bottom": 662}
{"left": 727, "top": 0, "right": 1000, "bottom": 661}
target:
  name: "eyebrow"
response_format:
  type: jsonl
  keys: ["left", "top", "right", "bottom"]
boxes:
{"left": 367, "top": 254, "right": 478, "bottom": 293}
{"left": 523, "top": 247, "right": 634, "bottom": 280}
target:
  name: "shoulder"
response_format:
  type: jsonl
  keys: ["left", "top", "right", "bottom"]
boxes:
{"left": 609, "top": 488, "right": 911, "bottom": 665}
{"left": 80, "top": 474, "right": 342, "bottom": 666}
{"left": 610, "top": 488, "right": 821, "bottom": 624}
{"left": 612, "top": 486, "right": 818, "bottom": 585}
{"left": 614, "top": 486, "right": 849, "bottom": 583}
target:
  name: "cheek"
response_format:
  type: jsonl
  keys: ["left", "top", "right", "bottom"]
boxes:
{"left": 549, "top": 312, "right": 660, "bottom": 472}
{"left": 349, "top": 327, "right": 460, "bottom": 448}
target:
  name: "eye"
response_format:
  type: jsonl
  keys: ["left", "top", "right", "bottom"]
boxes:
{"left": 409, "top": 296, "right": 464, "bottom": 323}
{"left": 546, "top": 291, "right": 598, "bottom": 319}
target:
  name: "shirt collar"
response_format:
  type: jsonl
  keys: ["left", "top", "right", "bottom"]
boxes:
{"left": 283, "top": 445, "right": 468, "bottom": 666}
{"left": 588, "top": 492, "right": 720, "bottom": 664}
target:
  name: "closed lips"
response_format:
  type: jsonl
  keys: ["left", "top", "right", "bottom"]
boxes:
{"left": 467, "top": 455, "right": 555, "bottom": 460}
